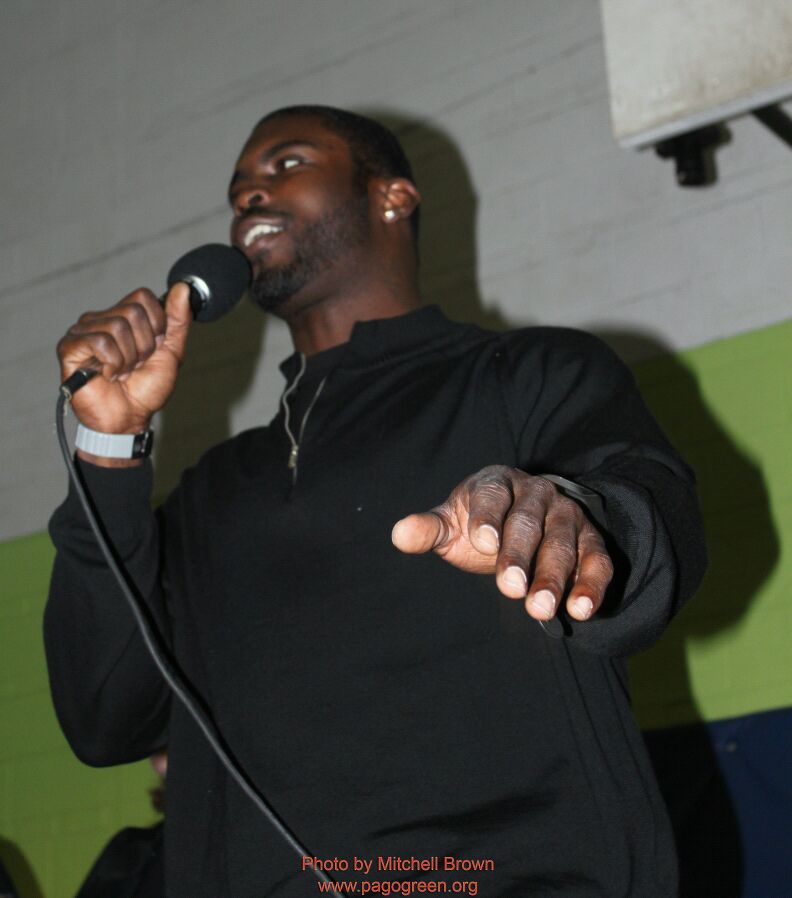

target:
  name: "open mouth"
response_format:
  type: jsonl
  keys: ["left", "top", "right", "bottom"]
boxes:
{"left": 233, "top": 214, "right": 290, "bottom": 257}
{"left": 243, "top": 222, "right": 285, "bottom": 246}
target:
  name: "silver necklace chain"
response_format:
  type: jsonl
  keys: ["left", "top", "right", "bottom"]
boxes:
{"left": 280, "top": 354, "right": 328, "bottom": 475}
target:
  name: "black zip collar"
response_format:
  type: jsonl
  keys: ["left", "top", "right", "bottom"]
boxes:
{"left": 278, "top": 305, "right": 477, "bottom": 385}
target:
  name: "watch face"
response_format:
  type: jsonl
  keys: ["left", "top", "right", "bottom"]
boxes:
{"left": 133, "top": 430, "right": 154, "bottom": 458}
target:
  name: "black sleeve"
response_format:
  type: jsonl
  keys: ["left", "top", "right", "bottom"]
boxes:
{"left": 45, "top": 460, "right": 171, "bottom": 766}
{"left": 498, "top": 327, "right": 708, "bottom": 657}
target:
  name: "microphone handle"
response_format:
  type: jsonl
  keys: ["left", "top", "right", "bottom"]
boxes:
{"left": 60, "top": 367, "right": 100, "bottom": 398}
{"left": 59, "top": 280, "right": 206, "bottom": 398}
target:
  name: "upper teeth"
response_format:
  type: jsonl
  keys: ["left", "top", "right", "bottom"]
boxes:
{"left": 244, "top": 223, "right": 283, "bottom": 246}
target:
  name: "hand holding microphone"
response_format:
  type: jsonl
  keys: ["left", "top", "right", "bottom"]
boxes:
{"left": 58, "top": 283, "right": 191, "bottom": 439}
{"left": 56, "top": 244, "right": 251, "bottom": 464}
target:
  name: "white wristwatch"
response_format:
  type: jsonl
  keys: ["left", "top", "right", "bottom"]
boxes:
{"left": 75, "top": 423, "right": 154, "bottom": 459}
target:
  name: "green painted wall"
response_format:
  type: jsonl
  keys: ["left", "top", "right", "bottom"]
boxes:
{"left": 0, "top": 533, "right": 158, "bottom": 898}
{"left": 629, "top": 317, "right": 792, "bottom": 729}
{"left": 0, "top": 317, "right": 789, "bottom": 896}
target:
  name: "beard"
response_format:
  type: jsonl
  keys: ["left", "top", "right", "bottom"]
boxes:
{"left": 249, "top": 194, "right": 370, "bottom": 313}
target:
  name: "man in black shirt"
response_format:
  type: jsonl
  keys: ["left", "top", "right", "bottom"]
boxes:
{"left": 47, "top": 106, "right": 706, "bottom": 896}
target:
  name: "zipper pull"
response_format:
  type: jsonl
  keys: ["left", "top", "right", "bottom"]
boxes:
{"left": 287, "top": 445, "right": 299, "bottom": 469}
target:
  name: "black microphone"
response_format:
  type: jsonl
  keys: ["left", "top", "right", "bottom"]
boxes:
{"left": 166, "top": 243, "right": 251, "bottom": 323}
{"left": 61, "top": 244, "right": 252, "bottom": 397}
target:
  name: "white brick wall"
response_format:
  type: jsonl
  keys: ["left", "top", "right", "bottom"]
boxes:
{"left": 2, "top": 0, "right": 791, "bottom": 540}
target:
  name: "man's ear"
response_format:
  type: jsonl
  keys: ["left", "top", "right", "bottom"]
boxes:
{"left": 375, "top": 178, "right": 421, "bottom": 224}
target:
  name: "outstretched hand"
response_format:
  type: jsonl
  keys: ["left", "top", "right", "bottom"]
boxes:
{"left": 391, "top": 465, "right": 613, "bottom": 621}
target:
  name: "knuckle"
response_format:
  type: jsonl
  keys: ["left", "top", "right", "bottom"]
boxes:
{"left": 434, "top": 513, "right": 452, "bottom": 547}
{"left": 469, "top": 478, "right": 513, "bottom": 508}
{"left": 552, "top": 494, "right": 582, "bottom": 519}
{"left": 91, "top": 332, "right": 119, "bottom": 357}
{"left": 472, "top": 465, "right": 514, "bottom": 491}
{"left": 581, "top": 521, "right": 607, "bottom": 549}
{"left": 57, "top": 334, "right": 81, "bottom": 361}
{"left": 504, "top": 509, "right": 543, "bottom": 540}
{"left": 561, "top": 495, "right": 581, "bottom": 514}
{"left": 533, "top": 476, "right": 558, "bottom": 500}
{"left": 588, "top": 552, "right": 614, "bottom": 582}
{"left": 91, "top": 332, "right": 111, "bottom": 351}
{"left": 430, "top": 500, "right": 452, "bottom": 522}
{"left": 122, "top": 302, "right": 150, "bottom": 325}
{"left": 426, "top": 509, "right": 452, "bottom": 551}
{"left": 515, "top": 475, "right": 562, "bottom": 509}
{"left": 518, "top": 494, "right": 546, "bottom": 519}
{"left": 127, "top": 287, "right": 157, "bottom": 303}
{"left": 105, "top": 315, "right": 133, "bottom": 338}
{"left": 540, "top": 536, "right": 577, "bottom": 569}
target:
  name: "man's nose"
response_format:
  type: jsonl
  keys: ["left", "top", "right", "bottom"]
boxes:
{"left": 233, "top": 186, "right": 272, "bottom": 215}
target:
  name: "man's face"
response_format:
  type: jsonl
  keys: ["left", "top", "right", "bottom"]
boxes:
{"left": 229, "top": 115, "right": 371, "bottom": 313}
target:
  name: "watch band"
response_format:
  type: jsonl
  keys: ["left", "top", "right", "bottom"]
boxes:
{"left": 75, "top": 423, "right": 154, "bottom": 459}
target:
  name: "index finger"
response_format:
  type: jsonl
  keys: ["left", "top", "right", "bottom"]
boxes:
{"left": 464, "top": 466, "right": 521, "bottom": 555}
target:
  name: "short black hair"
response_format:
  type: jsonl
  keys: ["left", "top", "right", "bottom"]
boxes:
{"left": 255, "top": 105, "right": 420, "bottom": 243}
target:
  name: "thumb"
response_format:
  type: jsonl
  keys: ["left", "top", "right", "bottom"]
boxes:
{"left": 392, "top": 512, "right": 449, "bottom": 554}
{"left": 162, "top": 282, "right": 192, "bottom": 362}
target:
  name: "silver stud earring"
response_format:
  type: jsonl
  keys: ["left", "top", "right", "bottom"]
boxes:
{"left": 384, "top": 209, "right": 397, "bottom": 222}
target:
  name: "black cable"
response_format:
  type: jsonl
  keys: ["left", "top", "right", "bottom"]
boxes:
{"left": 56, "top": 388, "right": 343, "bottom": 893}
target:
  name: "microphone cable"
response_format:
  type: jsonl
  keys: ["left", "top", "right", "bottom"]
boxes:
{"left": 56, "top": 385, "right": 345, "bottom": 894}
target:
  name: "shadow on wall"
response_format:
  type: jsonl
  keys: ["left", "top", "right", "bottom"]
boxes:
{"left": 0, "top": 837, "right": 43, "bottom": 898}
{"left": 597, "top": 329, "right": 781, "bottom": 898}
{"left": 373, "top": 110, "right": 511, "bottom": 332}
{"left": 603, "top": 328, "right": 780, "bottom": 701}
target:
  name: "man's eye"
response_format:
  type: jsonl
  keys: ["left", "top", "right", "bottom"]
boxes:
{"left": 279, "top": 157, "right": 302, "bottom": 171}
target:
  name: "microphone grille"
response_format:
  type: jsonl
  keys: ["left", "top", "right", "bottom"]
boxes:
{"left": 167, "top": 244, "right": 251, "bottom": 323}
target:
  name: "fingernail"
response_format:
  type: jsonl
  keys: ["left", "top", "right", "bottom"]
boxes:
{"left": 528, "top": 589, "right": 556, "bottom": 617}
{"left": 571, "top": 596, "right": 594, "bottom": 619}
{"left": 476, "top": 524, "right": 499, "bottom": 552}
{"left": 503, "top": 566, "right": 527, "bottom": 594}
